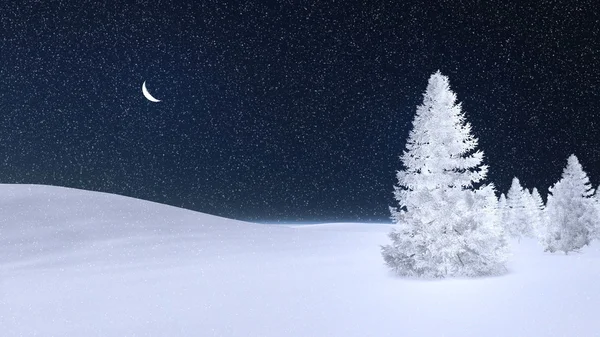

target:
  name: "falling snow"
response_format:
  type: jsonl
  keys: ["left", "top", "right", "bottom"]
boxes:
{"left": 0, "top": 1, "right": 598, "bottom": 221}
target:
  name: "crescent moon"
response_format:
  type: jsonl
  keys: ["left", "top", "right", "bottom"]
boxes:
{"left": 142, "top": 81, "right": 161, "bottom": 102}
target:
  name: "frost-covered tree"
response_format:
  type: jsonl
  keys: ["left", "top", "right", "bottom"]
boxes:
{"left": 544, "top": 155, "right": 597, "bottom": 253}
{"left": 381, "top": 71, "right": 509, "bottom": 278}
{"left": 527, "top": 187, "right": 547, "bottom": 242}
{"left": 596, "top": 187, "right": 600, "bottom": 237}
{"left": 530, "top": 188, "right": 545, "bottom": 213}
{"left": 498, "top": 193, "right": 508, "bottom": 225}
{"left": 504, "top": 177, "right": 533, "bottom": 240}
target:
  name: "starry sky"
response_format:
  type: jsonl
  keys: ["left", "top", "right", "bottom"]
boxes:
{"left": 0, "top": 0, "right": 598, "bottom": 222}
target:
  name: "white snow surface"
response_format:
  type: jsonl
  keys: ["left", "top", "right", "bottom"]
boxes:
{"left": 1, "top": 184, "right": 599, "bottom": 336}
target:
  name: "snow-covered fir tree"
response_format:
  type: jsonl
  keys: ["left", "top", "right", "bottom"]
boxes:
{"left": 527, "top": 187, "right": 547, "bottom": 242}
{"left": 529, "top": 188, "right": 545, "bottom": 213}
{"left": 593, "top": 186, "right": 600, "bottom": 239}
{"left": 381, "top": 71, "right": 509, "bottom": 278}
{"left": 598, "top": 188, "right": 600, "bottom": 231}
{"left": 498, "top": 193, "right": 508, "bottom": 225}
{"left": 504, "top": 177, "right": 533, "bottom": 240}
{"left": 544, "top": 155, "right": 597, "bottom": 253}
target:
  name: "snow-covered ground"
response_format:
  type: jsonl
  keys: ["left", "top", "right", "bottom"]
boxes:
{"left": 0, "top": 185, "right": 598, "bottom": 336}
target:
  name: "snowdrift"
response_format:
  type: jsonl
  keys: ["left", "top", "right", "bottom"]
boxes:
{"left": 0, "top": 184, "right": 598, "bottom": 336}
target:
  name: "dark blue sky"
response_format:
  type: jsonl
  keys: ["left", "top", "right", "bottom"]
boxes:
{"left": 0, "top": 0, "right": 598, "bottom": 222}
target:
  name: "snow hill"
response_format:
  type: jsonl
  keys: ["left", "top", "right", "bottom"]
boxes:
{"left": 0, "top": 185, "right": 599, "bottom": 336}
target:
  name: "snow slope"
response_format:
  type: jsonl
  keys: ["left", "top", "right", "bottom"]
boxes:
{"left": 0, "top": 184, "right": 599, "bottom": 336}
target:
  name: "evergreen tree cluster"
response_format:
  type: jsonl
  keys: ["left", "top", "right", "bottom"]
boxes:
{"left": 497, "top": 160, "right": 599, "bottom": 255}
{"left": 382, "top": 71, "right": 600, "bottom": 279}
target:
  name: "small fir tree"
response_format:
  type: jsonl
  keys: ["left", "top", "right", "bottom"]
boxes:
{"left": 544, "top": 155, "right": 597, "bottom": 253}
{"left": 498, "top": 193, "right": 508, "bottom": 226}
{"left": 527, "top": 187, "right": 547, "bottom": 242}
{"left": 504, "top": 177, "right": 533, "bottom": 240}
{"left": 594, "top": 187, "right": 600, "bottom": 239}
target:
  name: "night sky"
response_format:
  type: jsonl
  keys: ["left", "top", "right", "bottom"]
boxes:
{"left": 0, "top": 1, "right": 598, "bottom": 222}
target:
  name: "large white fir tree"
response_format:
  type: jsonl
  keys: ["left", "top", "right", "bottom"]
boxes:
{"left": 544, "top": 154, "right": 597, "bottom": 253}
{"left": 381, "top": 71, "right": 509, "bottom": 278}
